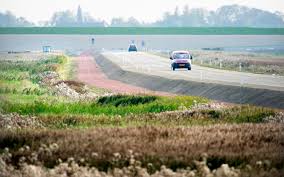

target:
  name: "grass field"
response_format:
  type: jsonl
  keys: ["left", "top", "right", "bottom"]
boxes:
{"left": 0, "top": 52, "right": 283, "bottom": 177}
{"left": 1, "top": 27, "right": 284, "bottom": 35}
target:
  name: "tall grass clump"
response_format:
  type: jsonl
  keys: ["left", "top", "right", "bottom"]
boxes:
{"left": 97, "top": 95, "right": 157, "bottom": 107}
{"left": 227, "top": 105, "right": 276, "bottom": 123}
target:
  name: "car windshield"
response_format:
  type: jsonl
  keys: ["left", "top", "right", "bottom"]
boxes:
{"left": 174, "top": 53, "right": 189, "bottom": 59}
{"left": 129, "top": 45, "right": 136, "bottom": 48}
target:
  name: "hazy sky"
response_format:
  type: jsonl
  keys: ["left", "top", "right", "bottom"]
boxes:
{"left": 1, "top": 0, "right": 284, "bottom": 23}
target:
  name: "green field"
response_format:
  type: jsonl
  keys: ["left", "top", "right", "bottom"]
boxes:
{"left": 1, "top": 27, "right": 284, "bottom": 35}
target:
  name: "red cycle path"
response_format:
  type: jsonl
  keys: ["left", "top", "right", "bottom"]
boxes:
{"left": 76, "top": 54, "right": 172, "bottom": 95}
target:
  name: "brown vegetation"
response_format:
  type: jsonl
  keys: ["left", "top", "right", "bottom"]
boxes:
{"left": 0, "top": 124, "right": 283, "bottom": 171}
{"left": 1, "top": 147, "right": 280, "bottom": 177}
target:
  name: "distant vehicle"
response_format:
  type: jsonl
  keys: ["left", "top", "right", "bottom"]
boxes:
{"left": 128, "top": 44, "right": 138, "bottom": 52}
{"left": 170, "top": 51, "right": 192, "bottom": 71}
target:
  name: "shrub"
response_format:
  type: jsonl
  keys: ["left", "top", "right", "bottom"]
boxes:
{"left": 97, "top": 95, "right": 158, "bottom": 107}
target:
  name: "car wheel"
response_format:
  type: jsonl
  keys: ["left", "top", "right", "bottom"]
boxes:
{"left": 172, "top": 66, "right": 175, "bottom": 71}
{"left": 188, "top": 67, "right": 191, "bottom": 70}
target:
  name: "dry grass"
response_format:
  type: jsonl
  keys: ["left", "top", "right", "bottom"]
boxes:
{"left": 192, "top": 50, "right": 284, "bottom": 75}
{"left": 0, "top": 124, "right": 283, "bottom": 171}
{"left": 1, "top": 148, "right": 282, "bottom": 177}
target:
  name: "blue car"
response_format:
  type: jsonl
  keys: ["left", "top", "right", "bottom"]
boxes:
{"left": 128, "top": 44, "right": 138, "bottom": 52}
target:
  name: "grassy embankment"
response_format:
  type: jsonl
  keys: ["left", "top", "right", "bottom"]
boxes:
{"left": 1, "top": 27, "right": 284, "bottom": 35}
{"left": 0, "top": 53, "right": 283, "bottom": 176}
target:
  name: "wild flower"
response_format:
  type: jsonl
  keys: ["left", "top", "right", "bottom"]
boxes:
{"left": 91, "top": 152, "right": 99, "bottom": 158}
{"left": 214, "top": 164, "right": 240, "bottom": 177}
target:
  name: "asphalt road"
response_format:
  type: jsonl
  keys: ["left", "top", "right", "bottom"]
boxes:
{"left": 102, "top": 52, "right": 284, "bottom": 91}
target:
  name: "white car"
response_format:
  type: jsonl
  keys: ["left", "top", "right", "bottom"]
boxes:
{"left": 170, "top": 51, "right": 192, "bottom": 71}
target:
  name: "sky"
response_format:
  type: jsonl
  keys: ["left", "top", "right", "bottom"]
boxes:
{"left": 1, "top": 0, "right": 284, "bottom": 24}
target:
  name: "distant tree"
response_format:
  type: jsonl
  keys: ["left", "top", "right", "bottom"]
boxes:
{"left": 174, "top": 6, "right": 180, "bottom": 17}
{"left": 83, "top": 13, "right": 106, "bottom": 27}
{"left": 110, "top": 17, "right": 141, "bottom": 27}
{"left": 1, "top": 4, "right": 283, "bottom": 27}
{"left": 49, "top": 9, "right": 105, "bottom": 27}
{"left": 183, "top": 5, "right": 189, "bottom": 16}
{"left": 127, "top": 17, "right": 141, "bottom": 26}
{"left": 77, "top": 5, "right": 83, "bottom": 24}
{"left": 38, "top": 20, "right": 50, "bottom": 27}
{"left": 0, "top": 11, "right": 33, "bottom": 27}
{"left": 111, "top": 17, "right": 125, "bottom": 26}
{"left": 181, "top": 5, "right": 190, "bottom": 26}
{"left": 50, "top": 10, "right": 76, "bottom": 26}
{"left": 155, "top": 7, "right": 182, "bottom": 27}
{"left": 163, "top": 12, "right": 171, "bottom": 20}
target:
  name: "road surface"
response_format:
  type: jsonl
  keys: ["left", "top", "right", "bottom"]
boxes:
{"left": 102, "top": 52, "right": 284, "bottom": 91}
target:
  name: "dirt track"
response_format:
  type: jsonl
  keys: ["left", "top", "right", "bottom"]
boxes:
{"left": 75, "top": 54, "right": 171, "bottom": 95}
